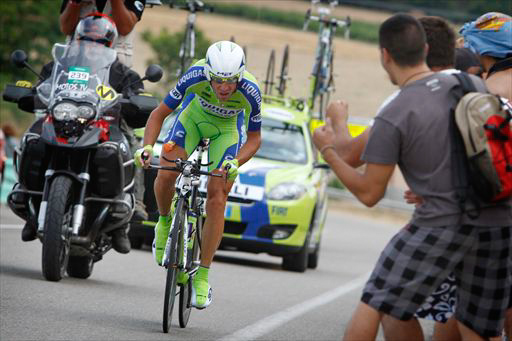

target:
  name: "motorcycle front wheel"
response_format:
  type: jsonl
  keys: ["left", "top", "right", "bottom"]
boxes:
{"left": 41, "top": 176, "right": 73, "bottom": 282}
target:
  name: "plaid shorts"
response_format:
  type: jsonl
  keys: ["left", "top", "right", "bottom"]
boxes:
{"left": 361, "top": 224, "right": 511, "bottom": 338}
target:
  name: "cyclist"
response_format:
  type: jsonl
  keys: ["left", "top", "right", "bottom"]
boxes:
{"left": 135, "top": 41, "right": 262, "bottom": 309}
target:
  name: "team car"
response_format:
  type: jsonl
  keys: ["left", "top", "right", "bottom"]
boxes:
{"left": 129, "top": 97, "right": 329, "bottom": 272}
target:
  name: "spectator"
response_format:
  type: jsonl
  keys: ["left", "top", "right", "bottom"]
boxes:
{"left": 454, "top": 47, "right": 483, "bottom": 77}
{"left": 313, "top": 13, "right": 511, "bottom": 340}
{"left": 460, "top": 12, "right": 512, "bottom": 338}
{"left": 60, "top": 0, "right": 146, "bottom": 68}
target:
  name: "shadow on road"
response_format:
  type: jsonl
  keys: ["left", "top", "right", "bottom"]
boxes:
{"left": 213, "top": 253, "right": 282, "bottom": 271}
{"left": 0, "top": 265, "right": 42, "bottom": 281}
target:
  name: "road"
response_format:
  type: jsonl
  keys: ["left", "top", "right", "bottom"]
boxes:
{"left": 0, "top": 203, "right": 434, "bottom": 340}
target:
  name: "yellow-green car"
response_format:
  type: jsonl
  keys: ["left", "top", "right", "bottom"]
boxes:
{"left": 217, "top": 98, "right": 329, "bottom": 272}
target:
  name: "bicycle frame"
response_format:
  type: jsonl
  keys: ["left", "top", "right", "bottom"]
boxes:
{"left": 172, "top": 0, "right": 211, "bottom": 77}
{"left": 304, "top": 0, "right": 350, "bottom": 119}
{"left": 161, "top": 142, "right": 210, "bottom": 271}
{"left": 149, "top": 139, "right": 220, "bottom": 332}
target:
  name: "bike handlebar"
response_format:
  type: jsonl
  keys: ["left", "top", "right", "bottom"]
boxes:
{"left": 170, "top": 0, "right": 213, "bottom": 13}
{"left": 304, "top": 13, "right": 351, "bottom": 30}
{"left": 148, "top": 157, "right": 222, "bottom": 178}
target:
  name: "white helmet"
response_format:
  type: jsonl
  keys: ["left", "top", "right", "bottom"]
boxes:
{"left": 204, "top": 41, "right": 246, "bottom": 82}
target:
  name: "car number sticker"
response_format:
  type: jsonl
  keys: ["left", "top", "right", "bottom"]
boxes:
{"left": 199, "top": 175, "right": 264, "bottom": 201}
{"left": 68, "top": 66, "right": 90, "bottom": 84}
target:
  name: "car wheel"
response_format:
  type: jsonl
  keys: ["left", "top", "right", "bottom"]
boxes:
{"left": 307, "top": 242, "right": 320, "bottom": 269}
{"left": 282, "top": 232, "right": 310, "bottom": 273}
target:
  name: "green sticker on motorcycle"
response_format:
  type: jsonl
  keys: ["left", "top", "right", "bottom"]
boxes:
{"left": 68, "top": 66, "right": 90, "bottom": 84}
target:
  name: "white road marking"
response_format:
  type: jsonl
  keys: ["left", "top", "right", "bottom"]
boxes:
{"left": 0, "top": 224, "right": 23, "bottom": 229}
{"left": 219, "top": 271, "right": 371, "bottom": 341}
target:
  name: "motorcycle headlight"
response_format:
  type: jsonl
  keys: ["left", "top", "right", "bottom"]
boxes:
{"left": 53, "top": 102, "right": 78, "bottom": 121}
{"left": 267, "top": 182, "right": 307, "bottom": 201}
{"left": 77, "top": 105, "right": 95, "bottom": 119}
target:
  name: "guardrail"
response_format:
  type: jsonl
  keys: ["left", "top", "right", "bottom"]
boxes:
{"left": 327, "top": 187, "right": 413, "bottom": 212}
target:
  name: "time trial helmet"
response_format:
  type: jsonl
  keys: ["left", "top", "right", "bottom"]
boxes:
{"left": 204, "top": 41, "right": 246, "bottom": 83}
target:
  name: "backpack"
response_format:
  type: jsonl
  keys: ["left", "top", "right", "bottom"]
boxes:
{"left": 450, "top": 72, "right": 512, "bottom": 216}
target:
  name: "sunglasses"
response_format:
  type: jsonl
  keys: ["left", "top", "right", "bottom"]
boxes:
{"left": 209, "top": 73, "right": 238, "bottom": 84}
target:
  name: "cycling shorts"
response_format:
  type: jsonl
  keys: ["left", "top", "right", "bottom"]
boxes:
{"left": 164, "top": 94, "right": 246, "bottom": 172}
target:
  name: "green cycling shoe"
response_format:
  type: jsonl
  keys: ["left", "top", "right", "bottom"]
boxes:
{"left": 152, "top": 215, "right": 171, "bottom": 266}
{"left": 191, "top": 266, "right": 212, "bottom": 309}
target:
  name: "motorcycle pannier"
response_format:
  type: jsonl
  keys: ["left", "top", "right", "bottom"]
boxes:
{"left": 91, "top": 142, "right": 125, "bottom": 197}
{"left": 19, "top": 135, "right": 50, "bottom": 191}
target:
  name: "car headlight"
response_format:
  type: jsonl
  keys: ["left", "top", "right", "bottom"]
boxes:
{"left": 267, "top": 182, "right": 307, "bottom": 200}
{"left": 53, "top": 102, "right": 78, "bottom": 121}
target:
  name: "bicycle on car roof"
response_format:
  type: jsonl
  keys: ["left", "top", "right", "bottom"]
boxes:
{"left": 170, "top": 0, "right": 213, "bottom": 78}
{"left": 303, "top": 0, "right": 350, "bottom": 121}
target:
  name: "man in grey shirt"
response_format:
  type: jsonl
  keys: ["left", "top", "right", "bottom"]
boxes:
{"left": 314, "top": 13, "right": 511, "bottom": 340}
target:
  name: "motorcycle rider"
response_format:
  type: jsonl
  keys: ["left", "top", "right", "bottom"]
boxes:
{"left": 60, "top": 0, "right": 149, "bottom": 222}
{"left": 19, "top": 14, "right": 142, "bottom": 254}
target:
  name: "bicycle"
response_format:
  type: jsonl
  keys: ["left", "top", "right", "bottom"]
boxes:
{"left": 303, "top": 0, "right": 350, "bottom": 121}
{"left": 170, "top": 0, "right": 213, "bottom": 78}
{"left": 263, "top": 44, "right": 290, "bottom": 98}
{"left": 145, "top": 139, "right": 222, "bottom": 332}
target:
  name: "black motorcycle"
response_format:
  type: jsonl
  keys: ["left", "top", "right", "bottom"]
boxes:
{"left": 3, "top": 41, "right": 162, "bottom": 281}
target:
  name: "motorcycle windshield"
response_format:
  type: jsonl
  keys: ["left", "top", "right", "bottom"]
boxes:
{"left": 37, "top": 41, "right": 118, "bottom": 113}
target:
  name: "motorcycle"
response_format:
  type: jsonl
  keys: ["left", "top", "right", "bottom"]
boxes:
{"left": 3, "top": 40, "right": 162, "bottom": 281}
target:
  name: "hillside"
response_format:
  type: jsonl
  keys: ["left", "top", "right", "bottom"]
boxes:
{"left": 133, "top": 5, "right": 397, "bottom": 120}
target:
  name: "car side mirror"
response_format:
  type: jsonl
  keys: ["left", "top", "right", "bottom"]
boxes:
{"left": 144, "top": 64, "right": 163, "bottom": 83}
{"left": 11, "top": 50, "right": 28, "bottom": 69}
{"left": 313, "top": 162, "right": 330, "bottom": 170}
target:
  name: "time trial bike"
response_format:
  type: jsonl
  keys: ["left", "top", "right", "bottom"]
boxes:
{"left": 146, "top": 139, "right": 221, "bottom": 332}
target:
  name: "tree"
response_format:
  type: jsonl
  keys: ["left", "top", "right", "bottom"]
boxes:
{"left": 141, "top": 28, "right": 211, "bottom": 92}
{"left": 0, "top": 0, "right": 63, "bottom": 129}
{"left": 0, "top": 1, "right": 63, "bottom": 82}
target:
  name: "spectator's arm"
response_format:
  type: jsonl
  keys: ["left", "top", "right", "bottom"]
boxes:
{"left": 110, "top": 0, "right": 138, "bottom": 35}
{"left": 323, "top": 148, "right": 394, "bottom": 207}
{"left": 59, "top": 0, "right": 82, "bottom": 35}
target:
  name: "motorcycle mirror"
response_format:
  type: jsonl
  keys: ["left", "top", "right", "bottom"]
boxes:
{"left": 11, "top": 50, "right": 28, "bottom": 69}
{"left": 144, "top": 64, "right": 163, "bottom": 83}
{"left": 10, "top": 49, "right": 44, "bottom": 80}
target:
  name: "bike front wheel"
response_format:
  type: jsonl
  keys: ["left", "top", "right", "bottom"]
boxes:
{"left": 162, "top": 197, "right": 186, "bottom": 333}
{"left": 179, "top": 214, "right": 201, "bottom": 328}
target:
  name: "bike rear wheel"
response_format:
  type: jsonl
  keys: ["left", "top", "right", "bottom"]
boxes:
{"left": 162, "top": 197, "right": 186, "bottom": 333}
{"left": 177, "top": 25, "right": 193, "bottom": 78}
{"left": 264, "top": 49, "right": 275, "bottom": 96}
{"left": 278, "top": 44, "right": 289, "bottom": 96}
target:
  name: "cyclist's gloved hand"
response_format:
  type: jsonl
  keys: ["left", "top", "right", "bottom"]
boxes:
{"left": 222, "top": 158, "right": 239, "bottom": 181}
{"left": 134, "top": 145, "right": 153, "bottom": 168}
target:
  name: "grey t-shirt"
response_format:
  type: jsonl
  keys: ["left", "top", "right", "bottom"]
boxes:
{"left": 362, "top": 72, "right": 512, "bottom": 227}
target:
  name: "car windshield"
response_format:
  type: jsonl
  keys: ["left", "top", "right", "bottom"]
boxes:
{"left": 255, "top": 118, "right": 308, "bottom": 164}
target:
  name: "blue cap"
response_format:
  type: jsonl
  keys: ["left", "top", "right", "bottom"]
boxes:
{"left": 460, "top": 12, "right": 512, "bottom": 59}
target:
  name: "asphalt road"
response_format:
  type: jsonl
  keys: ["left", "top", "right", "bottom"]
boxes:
{"left": 0, "top": 203, "right": 434, "bottom": 340}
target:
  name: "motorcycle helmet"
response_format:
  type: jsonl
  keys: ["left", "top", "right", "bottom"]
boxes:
{"left": 459, "top": 12, "right": 512, "bottom": 59}
{"left": 204, "top": 41, "right": 246, "bottom": 83}
{"left": 74, "top": 12, "right": 118, "bottom": 48}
